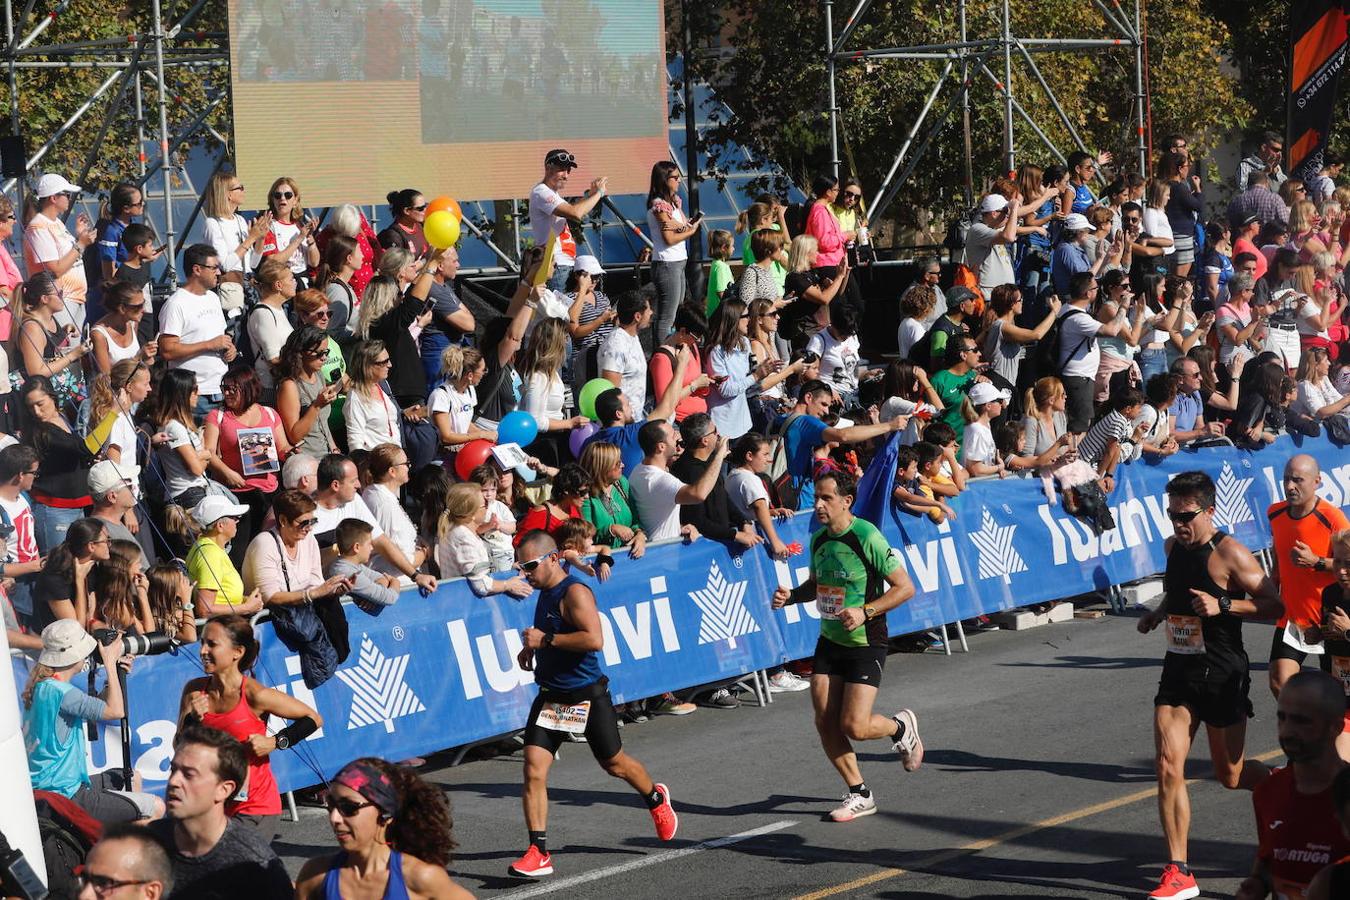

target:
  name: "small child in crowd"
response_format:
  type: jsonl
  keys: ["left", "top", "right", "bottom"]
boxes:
{"left": 326, "top": 518, "right": 400, "bottom": 614}
{"left": 555, "top": 517, "right": 614, "bottom": 582}
{"left": 892, "top": 444, "right": 954, "bottom": 523}
{"left": 468, "top": 463, "right": 517, "bottom": 574}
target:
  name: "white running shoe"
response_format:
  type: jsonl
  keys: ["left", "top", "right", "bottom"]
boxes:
{"left": 892, "top": 708, "right": 924, "bottom": 772}
{"left": 828, "top": 791, "right": 877, "bottom": 822}
{"left": 767, "top": 671, "right": 810, "bottom": 693}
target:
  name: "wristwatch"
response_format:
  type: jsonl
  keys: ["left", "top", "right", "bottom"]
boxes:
{"left": 863, "top": 604, "right": 878, "bottom": 621}
{"left": 274, "top": 733, "right": 291, "bottom": 751}
{"left": 542, "top": 633, "right": 555, "bottom": 648}
{"left": 1217, "top": 595, "right": 1233, "bottom": 615}
{"left": 1315, "top": 558, "right": 1329, "bottom": 572}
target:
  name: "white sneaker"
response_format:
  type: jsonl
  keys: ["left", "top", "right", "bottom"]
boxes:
{"left": 892, "top": 709, "right": 924, "bottom": 772}
{"left": 767, "top": 671, "right": 810, "bottom": 693}
{"left": 828, "top": 791, "right": 877, "bottom": 822}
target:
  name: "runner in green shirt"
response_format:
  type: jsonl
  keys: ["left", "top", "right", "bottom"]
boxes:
{"left": 773, "top": 470, "right": 925, "bottom": 823}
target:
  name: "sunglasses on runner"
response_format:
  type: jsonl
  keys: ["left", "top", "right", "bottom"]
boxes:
{"left": 326, "top": 795, "right": 375, "bottom": 817}
{"left": 1166, "top": 508, "right": 1205, "bottom": 524}
{"left": 517, "top": 552, "right": 554, "bottom": 574}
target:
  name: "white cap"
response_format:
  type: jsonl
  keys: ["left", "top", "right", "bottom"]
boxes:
{"left": 35, "top": 173, "right": 82, "bottom": 199}
{"left": 39, "top": 620, "right": 97, "bottom": 668}
{"left": 88, "top": 460, "right": 139, "bottom": 497}
{"left": 968, "top": 382, "right": 1012, "bottom": 406}
{"left": 574, "top": 254, "right": 606, "bottom": 276}
{"left": 1062, "top": 213, "right": 1092, "bottom": 232}
{"left": 191, "top": 494, "right": 251, "bottom": 529}
{"left": 979, "top": 194, "right": 1009, "bottom": 214}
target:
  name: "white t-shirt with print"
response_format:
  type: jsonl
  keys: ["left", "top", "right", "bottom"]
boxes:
{"left": 160, "top": 287, "right": 228, "bottom": 395}
{"left": 428, "top": 383, "right": 477, "bottom": 447}
{"left": 630, "top": 464, "right": 684, "bottom": 542}
{"left": 528, "top": 182, "right": 577, "bottom": 268}
{"left": 806, "top": 329, "right": 861, "bottom": 395}
{"left": 598, "top": 328, "right": 647, "bottom": 415}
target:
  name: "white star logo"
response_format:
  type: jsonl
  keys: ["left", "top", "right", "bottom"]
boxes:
{"left": 1212, "top": 462, "right": 1254, "bottom": 529}
{"left": 688, "top": 562, "right": 760, "bottom": 649}
{"left": 969, "top": 508, "right": 1028, "bottom": 585}
{"left": 334, "top": 634, "right": 426, "bottom": 734}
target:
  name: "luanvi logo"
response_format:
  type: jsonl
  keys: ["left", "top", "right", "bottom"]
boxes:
{"left": 335, "top": 634, "right": 426, "bottom": 733}
{"left": 969, "top": 508, "right": 1027, "bottom": 584}
{"left": 689, "top": 562, "right": 760, "bottom": 648}
{"left": 1212, "top": 462, "right": 1255, "bottom": 529}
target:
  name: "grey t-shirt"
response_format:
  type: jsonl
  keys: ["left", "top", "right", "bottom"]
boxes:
{"left": 96, "top": 515, "right": 152, "bottom": 570}
{"left": 964, "top": 223, "right": 1015, "bottom": 289}
{"left": 327, "top": 557, "right": 400, "bottom": 613}
{"left": 149, "top": 818, "right": 292, "bottom": 900}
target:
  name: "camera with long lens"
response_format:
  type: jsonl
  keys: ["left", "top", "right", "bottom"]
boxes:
{"left": 90, "top": 627, "right": 175, "bottom": 659}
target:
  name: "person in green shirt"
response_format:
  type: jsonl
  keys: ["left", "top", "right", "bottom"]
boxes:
{"left": 705, "top": 229, "right": 735, "bottom": 316}
{"left": 578, "top": 440, "right": 648, "bottom": 557}
{"left": 772, "top": 470, "right": 925, "bottom": 823}
{"left": 188, "top": 495, "right": 263, "bottom": 618}
{"left": 929, "top": 336, "right": 985, "bottom": 450}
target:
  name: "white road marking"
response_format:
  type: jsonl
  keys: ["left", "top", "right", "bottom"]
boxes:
{"left": 500, "top": 819, "right": 799, "bottom": 897}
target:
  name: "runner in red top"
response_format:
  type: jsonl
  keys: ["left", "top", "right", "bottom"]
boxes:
{"left": 1235, "top": 671, "right": 1350, "bottom": 900}
{"left": 178, "top": 615, "right": 322, "bottom": 840}
{"left": 1266, "top": 455, "right": 1349, "bottom": 698}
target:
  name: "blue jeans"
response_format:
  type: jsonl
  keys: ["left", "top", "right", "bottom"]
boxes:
{"left": 33, "top": 503, "right": 86, "bottom": 555}
{"left": 547, "top": 264, "right": 573, "bottom": 293}
{"left": 420, "top": 330, "right": 450, "bottom": 388}
{"left": 650, "top": 259, "right": 686, "bottom": 346}
{"left": 1138, "top": 347, "right": 1168, "bottom": 385}
{"left": 194, "top": 393, "right": 223, "bottom": 419}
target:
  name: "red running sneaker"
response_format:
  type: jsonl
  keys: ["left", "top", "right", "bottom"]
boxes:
{"left": 508, "top": 845, "right": 553, "bottom": 878}
{"left": 1147, "top": 864, "right": 1199, "bottom": 900}
{"left": 650, "top": 782, "right": 678, "bottom": 841}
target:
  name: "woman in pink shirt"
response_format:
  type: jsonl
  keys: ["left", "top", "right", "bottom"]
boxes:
{"left": 649, "top": 305, "right": 709, "bottom": 422}
{"left": 804, "top": 174, "right": 861, "bottom": 312}
{"left": 0, "top": 196, "right": 22, "bottom": 301}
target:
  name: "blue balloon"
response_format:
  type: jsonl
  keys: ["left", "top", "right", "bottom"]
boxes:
{"left": 497, "top": 410, "right": 539, "bottom": 448}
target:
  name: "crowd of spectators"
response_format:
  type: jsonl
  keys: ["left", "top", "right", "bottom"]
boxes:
{"left": 3, "top": 133, "right": 1350, "bottom": 893}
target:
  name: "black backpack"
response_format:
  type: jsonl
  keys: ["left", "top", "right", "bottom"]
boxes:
{"left": 912, "top": 316, "right": 964, "bottom": 374}
{"left": 1030, "top": 306, "right": 1092, "bottom": 378}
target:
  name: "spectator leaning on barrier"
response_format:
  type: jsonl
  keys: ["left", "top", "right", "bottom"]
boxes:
{"left": 671, "top": 413, "right": 757, "bottom": 550}
{"left": 242, "top": 488, "right": 352, "bottom": 611}
{"left": 187, "top": 494, "right": 262, "bottom": 619}
{"left": 630, "top": 419, "right": 727, "bottom": 543}
{"left": 326, "top": 518, "right": 403, "bottom": 612}
{"left": 149, "top": 724, "right": 293, "bottom": 900}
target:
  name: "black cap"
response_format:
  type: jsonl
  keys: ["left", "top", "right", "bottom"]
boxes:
{"left": 545, "top": 148, "right": 577, "bottom": 170}
{"left": 1238, "top": 212, "right": 1260, "bottom": 226}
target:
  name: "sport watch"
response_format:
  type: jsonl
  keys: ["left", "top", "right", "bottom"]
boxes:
{"left": 1217, "top": 595, "right": 1233, "bottom": 616}
{"left": 863, "top": 605, "right": 878, "bottom": 621}
{"left": 274, "top": 734, "right": 291, "bottom": 751}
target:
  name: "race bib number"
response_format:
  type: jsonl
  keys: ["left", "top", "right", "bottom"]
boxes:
{"left": 1282, "top": 621, "right": 1324, "bottom": 655}
{"left": 535, "top": 701, "right": 590, "bottom": 734}
{"left": 816, "top": 585, "right": 845, "bottom": 620}
{"left": 1333, "top": 657, "right": 1350, "bottom": 696}
{"left": 1165, "top": 615, "right": 1206, "bottom": 655}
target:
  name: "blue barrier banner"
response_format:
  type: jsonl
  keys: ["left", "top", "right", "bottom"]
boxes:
{"left": 10, "top": 434, "right": 1349, "bottom": 794}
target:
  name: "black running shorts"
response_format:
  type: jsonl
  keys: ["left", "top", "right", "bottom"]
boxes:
{"left": 1267, "top": 623, "right": 1334, "bottom": 671}
{"left": 1154, "top": 671, "right": 1254, "bottom": 729}
{"left": 523, "top": 680, "right": 623, "bottom": 762}
{"left": 812, "top": 636, "right": 888, "bottom": 687}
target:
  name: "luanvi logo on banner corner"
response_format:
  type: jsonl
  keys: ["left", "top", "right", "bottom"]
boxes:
{"left": 1288, "top": 1, "right": 1350, "bottom": 183}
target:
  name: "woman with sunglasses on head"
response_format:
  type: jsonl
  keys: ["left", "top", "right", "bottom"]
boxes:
{"left": 346, "top": 340, "right": 406, "bottom": 453}
{"left": 89, "top": 281, "right": 155, "bottom": 375}
{"left": 275, "top": 325, "right": 341, "bottom": 458}
{"left": 179, "top": 614, "right": 322, "bottom": 841}
{"left": 202, "top": 171, "right": 272, "bottom": 316}
{"left": 203, "top": 366, "right": 292, "bottom": 564}
{"left": 259, "top": 176, "right": 319, "bottom": 281}
{"left": 13, "top": 272, "right": 90, "bottom": 413}
{"left": 242, "top": 488, "right": 352, "bottom": 608}
{"left": 21, "top": 375, "right": 96, "bottom": 555}
{"left": 646, "top": 161, "right": 702, "bottom": 345}
{"left": 378, "top": 188, "right": 431, "bottom": 259}
{"left": 295, "top": 756, "right": 473, "bottom": 900}
{"left": 246, "top": 258, "right": 297, "bottom": 403}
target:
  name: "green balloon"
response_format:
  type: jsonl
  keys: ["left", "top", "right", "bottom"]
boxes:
{"left": 578, "top": 378, "right": 614, "bottom": 421}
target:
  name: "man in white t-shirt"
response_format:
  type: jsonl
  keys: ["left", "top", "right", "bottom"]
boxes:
{"left": 23, "top": 173, "right": 94, "bottom": 331}
{"left": 629, "top": 420, "right": 728, "bottom": 542}
{"left": 158, "top": 244, "right": 236, "bottom": 415}
{"left": 528, "top": 148, "right": 609, "bottom": 291}
{"left": 312, "top": 454, "right": 436, "bottom": 593}
{"left": 599, "top": 293, "right": 652, "bottom": 415}
{"left": 1056, "top": 271, "right": 1126, "bottom": 434}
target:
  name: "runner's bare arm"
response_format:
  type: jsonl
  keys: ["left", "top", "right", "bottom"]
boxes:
{"left": 868, "top": 566, "right": 917, "bottom": 617}
{"left": 524, "top": 582, "right": 604, "bottom": 653}
{"left": 1203, "top": 541, "right": 1283, "bottom": 620}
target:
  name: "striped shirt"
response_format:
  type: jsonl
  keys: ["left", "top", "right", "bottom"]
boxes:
{"left": 1077, "top": 409, "right": 1137, "bottom": 468}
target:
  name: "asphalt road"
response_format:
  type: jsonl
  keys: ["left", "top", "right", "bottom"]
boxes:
{"left": 273, "top": 609, "right": 1285, "bottom": 899}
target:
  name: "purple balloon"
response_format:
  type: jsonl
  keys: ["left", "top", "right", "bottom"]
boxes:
{"left": 569, "top": 422, "right": 599, "bottom": 459}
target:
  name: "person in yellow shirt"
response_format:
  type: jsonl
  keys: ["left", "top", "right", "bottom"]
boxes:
{"left": 189, "top": 495, "right": 263, "bottom": 618}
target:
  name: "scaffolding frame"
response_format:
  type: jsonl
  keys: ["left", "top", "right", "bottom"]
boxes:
{"left": 824, "top": 0, "right": 1150, "bottom": 225}
{"left": 1, "top": 0, "right": 229, "bottom": 280}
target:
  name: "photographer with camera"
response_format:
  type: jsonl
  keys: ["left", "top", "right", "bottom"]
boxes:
{"left": 20, "top": 619, "right": 163, "bottom": 825}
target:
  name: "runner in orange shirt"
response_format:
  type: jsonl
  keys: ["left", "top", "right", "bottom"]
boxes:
{"left": 1267, "top": 455, "right": 1349, "bottom": 697}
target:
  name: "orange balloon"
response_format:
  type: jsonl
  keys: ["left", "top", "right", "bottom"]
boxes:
{"left": 427, "top": 196, "right": 462, "bottom": 220}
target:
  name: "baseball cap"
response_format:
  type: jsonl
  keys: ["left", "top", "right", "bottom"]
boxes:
{"left": 88, "top": 460, "right": 140, "bottom": 496}
{"left": 1238, "top": 213, "right": 1260, "bottom": 227}
{"left": 946, "top": 286, "right": 978, "bottom": 310}
{"left": 968, "top": 382, "right": 1012, "bottom": 406}
{"left": 35, "top": 173, "right": 82, "bottom": 199}
{"left": 979, "top": 194, "right": 1009, "bottom": 214}
{"left": 544, "top": 148, "right": 578, "bottom": 170}
{"left": 39, "top": 619, "right": 98, "bottom": 668}
{"left": 1063, "top": 213, "right": 1092, "bottom": 232}
{"left": 575, "top": 254, "right": 606, "bottom": 276}
{"left": 192, "top": 494, "right": 251, "bottom": 529}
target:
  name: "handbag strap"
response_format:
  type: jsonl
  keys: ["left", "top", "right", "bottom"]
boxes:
{"left": 269, "top": 530, "right": 291, "bottom": 593}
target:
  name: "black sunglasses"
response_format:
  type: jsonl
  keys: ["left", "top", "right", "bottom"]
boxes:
{"left": 272, "top": 190, "right": 295, "bottom": 200}
{"left": 411, "top": 203, "right": 428, "bottom": 211}
{"left": 326, "top": 795, "right": 375, "bottom": 817}
{"left": 1167, "top": 508, "right": 1204, "bottom": 524}
{"left": 293, "top": 517, "right": 318, "bottom": 530}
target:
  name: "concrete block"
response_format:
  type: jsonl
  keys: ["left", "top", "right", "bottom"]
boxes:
{"left": 990, "top": 602, "right": 1075, "bottom": 631}
{"left": 1046, "top": 602, "right": 1074, "bottom": 624}
{"left": 1122, "top": 579, "right": 1164, "bottom": 609}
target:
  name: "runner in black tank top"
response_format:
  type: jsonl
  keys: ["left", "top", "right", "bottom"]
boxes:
{"left": 1137, "top": 471, "right": 1283, "bottom": 900}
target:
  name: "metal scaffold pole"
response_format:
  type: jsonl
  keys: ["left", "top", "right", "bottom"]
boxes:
{"left": 150, "top": 0, "right": 175, "bottom": 280}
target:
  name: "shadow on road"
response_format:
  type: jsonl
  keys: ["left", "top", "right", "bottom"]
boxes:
{"left": 998, "top": 655, "right": 1161, "bottom": 670}
{"left": 860, "top": 748, "right": 1156, "bottom": 784}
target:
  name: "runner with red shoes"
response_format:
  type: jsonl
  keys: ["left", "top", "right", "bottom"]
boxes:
{"left": 508, "top": 530, "right": 678, "bottom": 879}
{"left": 772, "top": 470, "right": 924, "bottom": 823}
{"left": 1136, "top": 471, "right": 1282, "bottom": 899}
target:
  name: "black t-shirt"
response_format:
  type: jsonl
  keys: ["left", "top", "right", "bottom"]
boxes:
{"left": 781, "top": 271, "right": 825, "bottom": 346}
{"left": 28, "top": 424, "right": 96, "bottom": 501}
{"left": 30, "top": 568, "right": 73, "bottom": 633}
{"left": 149, "top": 818, "right": 292, "bottom": 900}
{"left": 113, "top": 261, "right": 153, "bottom": 297}
{"left": 369, "top": 293, "right": 429, "bottom": 407}
{"left": 376, "top": 223, "right": 430, "bottom": 259}
{"left": 475, "top": 358, "right": 518, "bottom": 424}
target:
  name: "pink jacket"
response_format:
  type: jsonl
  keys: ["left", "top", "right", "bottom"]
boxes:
{"left": 805, "top": 201, "right": 845, "bottom": 267}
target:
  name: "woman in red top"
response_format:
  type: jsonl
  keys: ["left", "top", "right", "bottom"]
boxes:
{"left": 804, "top": 174, "right": 861, "bottom": 312}
{"left": 203, "top": 367, "right": 292, "bottom": 567}
{"left": 512, "top": 463, "right": 587, "bottom": 547}
{"left": 316, "top": 203, "right": 382, "bottom": 298}
{"left": 649, "top": 305, "right": 708, "bottom": 423}
{"left": 178, "top": 614, "right": 322, "bottom": 841}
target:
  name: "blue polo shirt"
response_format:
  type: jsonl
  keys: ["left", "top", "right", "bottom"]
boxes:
{"left": 1169, "top": 390, "right": 1203, "bottom": 433}
{"left": 587, "top": 421, "right": 645, "bottom": 477}
{"left": 778, "top": 413, "right": 830, "bottom": 510}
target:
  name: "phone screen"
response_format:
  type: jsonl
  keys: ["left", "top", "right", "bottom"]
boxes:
{"left": 327, "top": 369, "right": 342, "bottom": 385}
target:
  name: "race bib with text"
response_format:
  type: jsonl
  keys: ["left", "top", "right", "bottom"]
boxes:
{"left": 1165, "top": 615, "right": 1206, "bottom": 655}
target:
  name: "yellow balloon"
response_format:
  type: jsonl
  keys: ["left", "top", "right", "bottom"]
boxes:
{"left": 424, "top": 210, "right": 462, "bottom": 249}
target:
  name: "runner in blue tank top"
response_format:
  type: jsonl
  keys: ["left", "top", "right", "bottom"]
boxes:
{"left": 508, "top": 530, "right": 679, "bottom": 879}
{"left": 295, "top": 758, "right": 472, "bottom": 899}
